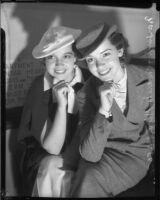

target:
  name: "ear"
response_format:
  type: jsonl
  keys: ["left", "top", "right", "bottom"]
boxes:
{"left": 118, "top": 48, "right": 124, "bottom": 57}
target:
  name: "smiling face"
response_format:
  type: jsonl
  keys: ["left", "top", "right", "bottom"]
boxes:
{"left": 85, "top": 37, "right": 124, "bottom": 83}
{"left": 45, "top": 45, "right": 76, "bottom": 82}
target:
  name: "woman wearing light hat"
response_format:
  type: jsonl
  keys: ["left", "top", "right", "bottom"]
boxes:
{"left": 69, "top": 22, "right": 155, "bottom": 197}
{"left": 17, "top": 25, "right": 86, "bottom": 196}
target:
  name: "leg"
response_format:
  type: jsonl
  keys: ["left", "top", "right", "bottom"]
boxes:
{"left": 33, "top": 155, "right": 65, "bottom": 197}
{"left": 70, "top": 159, "right": 112, "bottom": 198}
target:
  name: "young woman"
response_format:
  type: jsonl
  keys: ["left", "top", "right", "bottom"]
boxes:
{"left": 17, "top": 26, "right": 85, "bottom": 196}
{"left": 69, "top": 22, "right": 155, "bottom": 197}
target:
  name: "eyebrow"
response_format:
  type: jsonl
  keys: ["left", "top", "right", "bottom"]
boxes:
{"left": 64, "top": 52, "right": 74, "bottom": 55}
{"left": 100, "top": 48, "right": 111, "bottom": 54}
{"left": 87, "top": 48, "right": 112, "bottom": 58}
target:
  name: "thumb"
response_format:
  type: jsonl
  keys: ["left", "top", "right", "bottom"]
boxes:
{"left": 106, "top": 92, "right": 113, "bottom": 104}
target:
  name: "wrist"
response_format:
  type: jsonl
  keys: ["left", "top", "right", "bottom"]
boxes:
{"left": 57, "top": 104, "right": 67, "bottom": 112}
{"left": 99, "top": 107, "right": 112, "bottom": 118}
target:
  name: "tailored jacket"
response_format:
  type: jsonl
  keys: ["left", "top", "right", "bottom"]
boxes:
{"left": 73, "top": 64, "right": 155, "bottom": 195}
{"left": 78, "top": 64, "right": 155, "bottom": 161}
{"left": 17, "top": 74, "right": 83, "bottom": 195}
{"left": 18, "top": 74, "right": 82, "bottom": 143}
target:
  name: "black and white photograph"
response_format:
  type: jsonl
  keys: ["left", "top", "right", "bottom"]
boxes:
{"left": 1, "top": 1, "right": 159, "bottom": 198}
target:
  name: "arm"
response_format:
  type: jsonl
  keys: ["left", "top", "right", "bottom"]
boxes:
{"left": 41, "top": 106, "right": 67, "bottom": 155}
{"left": 79, "top": 105, "right": 112, "bottom": 162}
{"left": 17, "top": 100, "right": 32, "bottom": 142}
{"left": 17, "top": 77, "right": 39, "bottom": 142}
{"left": 41, "top": 81, "right": 79, "bottom": 155}
{"left": 41, "top": 81, "right": 68, "bottom": 155}
{"left": 78, "top": 83, "right": 113, "bottom": 162}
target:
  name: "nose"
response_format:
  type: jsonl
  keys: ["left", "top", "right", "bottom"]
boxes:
{"left": 96, "top": 58, "right": 106, "bottom": 68}
{"left": 55, "top": 57, "right": 63, "bottom": 66}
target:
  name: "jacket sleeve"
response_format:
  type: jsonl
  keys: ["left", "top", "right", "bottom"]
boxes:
{"left": 17, "top": 89, "right": 33, "bottom": 142}
{"left": 78, "top": 88, "right": 112, "bottom": 163}
{"left": 145, "top": 67, "right": 155, "bottom": 151}
{"left": 17, "top": 77, "right": 40, "bottom": 142}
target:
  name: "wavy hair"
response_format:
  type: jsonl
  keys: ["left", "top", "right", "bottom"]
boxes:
{"left": 108, "top": 32, "right": 129, "bottom": 62}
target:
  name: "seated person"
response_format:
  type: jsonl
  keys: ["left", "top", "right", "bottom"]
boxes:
{"left": 17, "top": 25, "right": 85, "bottom": 197}
{"left": 68, "top": 22, "right": 155, "bottom": 197}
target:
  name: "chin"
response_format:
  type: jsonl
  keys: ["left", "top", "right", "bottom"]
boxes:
{"left": 55, "top": 72, "right": 66, "bottom": 77}
{"left": 55, "top": 76, "right": 66, "bottom": 81}
{"left": 98, "top": 76, "right": 110, "bottom": 82}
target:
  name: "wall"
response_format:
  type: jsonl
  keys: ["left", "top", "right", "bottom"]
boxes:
{"left": 1, "top": 2, "right": 158, "bottom": 108}
{"left": 1, "top": 2, "right": 159, "bottom": 196}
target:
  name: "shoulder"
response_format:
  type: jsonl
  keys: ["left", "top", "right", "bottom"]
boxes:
{"left": 127, "top": 64, "right": 155, "bottom": 102}
{"left": 24, "top": 74, "right": 44, "bottom": 106}
{"left": 27, "top": 74, "right": 44, "bottom": 96}
{"left": 29, "top": 74, "right": 44, "bottom": 92}
{"left": 127, "top": 64, "right": 146, "bottom": 76}
{"left": 127, "top": 63, "right": 155, "bottom": 76}
{"left": 127, "top": 64, "right": 155, "bottom": 85}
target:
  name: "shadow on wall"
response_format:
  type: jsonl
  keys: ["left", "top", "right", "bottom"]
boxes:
{"left": 7, "top": 3, "right": 122, "bottom": 196}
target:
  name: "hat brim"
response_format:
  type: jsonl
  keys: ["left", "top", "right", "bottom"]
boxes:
{"left": 32, "top": 28, "right": 81, "bottom": 59}
{"left": 32, "top": 38, "right": 74, "bottom": 59}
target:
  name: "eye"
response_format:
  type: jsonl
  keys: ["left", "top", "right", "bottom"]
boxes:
{"left": 46, "top": 55, "right": 56, "bottom": 62}
{"left": 86, "top": 57, "right": 95, "bottom": 64}
{"left": 63, "top": 54, "right": 74, "bottom": 60}
{"left": 102, "top": 52, "right": 111, "bottom": 58}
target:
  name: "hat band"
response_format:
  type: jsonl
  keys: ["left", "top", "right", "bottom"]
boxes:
{"left": 78, "top": 23, "right": 110, "bottom": 59}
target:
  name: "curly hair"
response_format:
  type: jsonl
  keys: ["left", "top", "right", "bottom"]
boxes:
{"left": 108, "top": 32, "right": 129, "bottom": 62}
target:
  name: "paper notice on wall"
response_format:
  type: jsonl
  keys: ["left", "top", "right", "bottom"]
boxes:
{"left": 6, "top": 60, "right": 45, "bottom": 108}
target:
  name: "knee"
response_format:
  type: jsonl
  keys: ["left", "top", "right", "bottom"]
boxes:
{"left": 39, "top": 155, "right": 63, "bottom": 174}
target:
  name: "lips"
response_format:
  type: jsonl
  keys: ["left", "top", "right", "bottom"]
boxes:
{"left": 54, "top": 69, "right": 66, "bottom": 74}
{"left": 98, "top": 68, "right": 111, "bottom": 76}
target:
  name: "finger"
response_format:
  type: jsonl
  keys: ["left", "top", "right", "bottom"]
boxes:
{"left": 106, "top": 92, "right": 113, "bottom": 104}
{"left": 63, "top": 89, "right": 69, "bottom": 97}
{"left": 56, "top": 85, "right": 69, "bottom": 94}
{"left": 100, "top": 88, "right": 112, "bottom": 97}
{"left": 56, "top": 84, "right": 68, "bottom": 92}
{"left": 103, "top": 81, "right": 113, "bottom": 89}
{"left": 52, "top": 80, "right": 65, "bottom": 88}
{"left": 66, "top": 84, "right": 74, "bottom": 93}
{"left": 53, "top": 82, "right": 68, "bottom": 91}
{"left": 99, "top": 83, "right": 111, "bottom": 93}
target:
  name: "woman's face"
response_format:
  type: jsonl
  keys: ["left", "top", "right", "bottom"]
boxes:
{"left": 45, "top": 45, "right": 76, "bottom": 82}
{"left": 85, "top": 37, "right": 124, "bottom": 83}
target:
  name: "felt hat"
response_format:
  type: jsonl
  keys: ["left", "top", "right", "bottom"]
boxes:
{"left": 32, "top": 26, "right": 82, "bottom": 59}
{"left": 75, "top": 23, "right": 117, "bottom": 59}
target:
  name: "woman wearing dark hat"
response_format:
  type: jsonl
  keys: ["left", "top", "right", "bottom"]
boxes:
{"left": 69, "top": 22, "right": 155, "bottom": 197}
{"left": 17, "top": 25, "right": 85, "bottom": 196}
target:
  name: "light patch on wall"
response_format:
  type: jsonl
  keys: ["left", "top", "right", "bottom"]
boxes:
{"left": 7, "top": 7, "right": 29, "bottom": 64}
{"left": 48, "top": 15, "right": 62, "bottom": 28}
{"left": 1, "top": 3, "right": 28, "bottom": 65}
